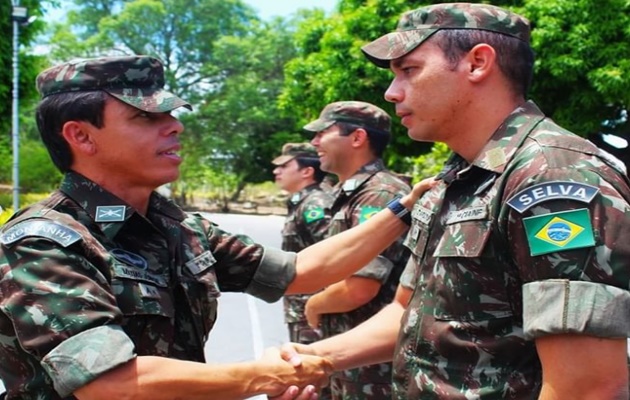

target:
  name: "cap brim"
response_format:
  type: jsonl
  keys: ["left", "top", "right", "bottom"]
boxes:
{"left": 107, "top": 88, "right": 192, "bottom": 113}
{"left": 361, "top": 29, "right": 438, "bottom": 68}
{"left": 303, "top": 118, "right": 336, "bottom": 133}
{"left": 272, "top": 155, "right": 295, "bottom": 165}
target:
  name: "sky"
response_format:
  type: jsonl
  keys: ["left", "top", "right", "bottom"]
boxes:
{"left": 244, "top": 0, "right": 338, "bottom": 20}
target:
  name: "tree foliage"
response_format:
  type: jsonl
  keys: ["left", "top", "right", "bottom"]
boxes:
{"left": 524, "top": 0, "right": 630, "bottom": 134}
{"left": 4, "top": 0, "right": 629, "bottom": 198}
{"left": 281, "top": 0, "right": 629, "bottom": 175}
{"left": 180, "top": 18, "right": 302, "bottom": 201}
{"left": 0, "top": 0, "right": 54, "bottom": 198}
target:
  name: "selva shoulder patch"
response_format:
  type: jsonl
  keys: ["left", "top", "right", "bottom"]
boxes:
{"left": 0, "top": 220, "right": 82, "bottom": 247}
{"left": 507, "top": 181, "right": 599, "bottom": 213}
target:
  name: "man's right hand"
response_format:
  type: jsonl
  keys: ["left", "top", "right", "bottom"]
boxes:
{"left": 259, "top": 346, "right": 331, "bottom": 398}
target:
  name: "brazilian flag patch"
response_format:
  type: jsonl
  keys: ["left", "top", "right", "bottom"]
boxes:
{"left": 304, "top": 208, "right": 325, "bottom": 224}
{"left": 523, "top": 208, "right": 595, "bottom": 256}
{"left": 359, "top": 206, "right": 382, "bottom": 224}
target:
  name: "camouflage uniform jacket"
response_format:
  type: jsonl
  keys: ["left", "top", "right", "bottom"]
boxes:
{"left": 282, "top": 183, "right": 332, "bottom": 324}
{"left": 0, "top": 172, "right": 296, "bottom": 400}
{"left": 395, "top": 101, "right": 630, "bottom": 399}
{"left": 322, "top": 159, "right": 411, "bottom": 384}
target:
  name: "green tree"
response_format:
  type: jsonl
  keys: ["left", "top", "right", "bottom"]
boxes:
{"left": 524, "top": 0, "right": 630, "bottom": 134}
{"left": 49, "top": 0, "right": 257, "bottom": 103}
{"left": 180, "top": 18, "right": 301, "bottom": 202}
{"left": 0, "top": 0, "right": 50, "bottom": 183}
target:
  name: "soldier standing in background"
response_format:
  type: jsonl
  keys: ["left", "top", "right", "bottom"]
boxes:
{"left": 303, "top": 101, "right": 411, "bottom": 400}
{"left": 272, "top": 142, "right": 333, "bottom": 398}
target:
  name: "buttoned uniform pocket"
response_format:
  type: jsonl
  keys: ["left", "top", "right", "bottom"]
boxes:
{"left": 430, "top": 220, "right": 514, "bottom": 321}
{"left": 111, "top": 273, "right": 175, "bottom": 356}
{"left": 111, "top": 267, "right": 174, "bottom": 318}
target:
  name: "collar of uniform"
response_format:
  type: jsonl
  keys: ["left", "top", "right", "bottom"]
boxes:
{"left": 470, "top": 101, "right": 546, "bottom": 174}
{"left": 338, "top": 159, "right": 385, "bottom": 195}
{"left": 146, "top": 192, "right": 187, "bottom": 221}
{"left": 59, "top": 172, "right": 186, "bottom": 227}
{"left": 288, "top": 182, "right": 320, "bottom": 206}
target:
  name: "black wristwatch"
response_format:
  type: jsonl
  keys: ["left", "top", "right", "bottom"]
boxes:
{"left": 386, "top": 197, "right": 412, "bottom": 226}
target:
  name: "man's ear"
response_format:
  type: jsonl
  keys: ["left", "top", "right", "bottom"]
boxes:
{"left": 465, "top": 43, "right": 496, "bottom": 83}
{"left": 351, "top": 128, "right": 369, "bottom": 149}
{"left": 301, "top": 165, "right": 315, "bottom": 179}
{"left": 61, "top": 121, "right": 97, "bottom": 155}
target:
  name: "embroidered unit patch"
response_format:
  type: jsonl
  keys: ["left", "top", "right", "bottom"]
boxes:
{"left": 0, "top": 220, "right": 82, "bottom": 247}
{"left": 507, "top": 181, "right": 599, "bottom": 213}
{"left": 523, "top": 208, "right": 595, "bottom": 256}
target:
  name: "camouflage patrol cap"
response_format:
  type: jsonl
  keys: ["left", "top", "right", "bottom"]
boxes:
{"left": 362, "top": 2, "right": 531, "bottom": 68}
{"left": 36, "top": 55, "right": 192, "bottom": 112}
{"left": 303, "top": 101, "right": 391, "bottom": 135}
{"left": 272, "top": 142, "right": 318, "bottom": 165}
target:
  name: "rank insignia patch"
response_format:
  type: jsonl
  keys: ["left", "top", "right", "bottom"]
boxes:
{"left": 359, "top": 206, "right": 381, "bottom": 224}
{"left": 95, "top": 205, "right": 127, "bottom": 222}
{"left": 304, "top": 208, "right": 325, "bottom": 224}
{"left": 523, "top": 209, "right": 595, "bottom": 256}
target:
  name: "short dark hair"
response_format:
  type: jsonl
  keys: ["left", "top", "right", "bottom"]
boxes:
{"left": 36, "top": 91, "right": 107, "bottom": 172}
{"left": 295, "top": 156, "right": 327, "bottom": 183}
{"left": 429, "top": 29, "right": 535, "bottom": 97}
{"left": 336, "top": 122, "right": 390, "bottom": 158}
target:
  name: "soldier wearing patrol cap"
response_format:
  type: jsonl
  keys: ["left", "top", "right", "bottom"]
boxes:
{"left": 304, "top": 101, "right": 411, "bottom": 400}
{"left": 281, "top": 3, "right": 630, "bottom": 399}
{"left": 0, "top": 55, "right": 343, "bottom": 400}
{"left": 272, "top": 143, "right": 332, "bottom": 346}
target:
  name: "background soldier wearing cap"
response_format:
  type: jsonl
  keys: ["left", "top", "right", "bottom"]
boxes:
{"left": 282, "top": 3, "right": 630, "bottom": 399}
{"left": 0, "top": 55, "right": 438, "bottom": 400}
{"left": 272, "top": 143, "right": 332, "bottom": 352}
{"left": 303, "top": 101, "right": 411, "bottom": 400}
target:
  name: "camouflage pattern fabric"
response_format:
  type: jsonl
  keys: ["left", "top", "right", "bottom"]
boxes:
{"left": 361, "top": 3, "right": 530, "bottom": 68}
{"left": 281, "top": 183, "right": 332, "bottom": 328}
{"left": 394, "top": 101, "right": 630, "bottom": 399}
{"left": 280, "top": 183, "right": 333, "bottom": 400}
{"left": 0, "top": 172, "right": 295, "bottom": 399}
{"left": 303, "top": 101, "right": 391, "bottom": 135}
{"left": 321, "top": 159, "right": 411, "bottom": 400}
{"left": 36, "top": 56, "right": 191, "bottom": 113}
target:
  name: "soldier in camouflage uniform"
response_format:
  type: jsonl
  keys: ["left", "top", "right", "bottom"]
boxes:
{"left": 273, "top": 143, "right": 334, "bottom": 400}
{"left": 282, "top": 3, "right": 630, "bottom": 399}
{"left": 272, "top": 143, "right": 332, "bottom": 345}
{"left": 303, "top": 101, "right": 411, "bottom": 400}
{"left": 0, "top": 56, "right": 339, "bottom": 400}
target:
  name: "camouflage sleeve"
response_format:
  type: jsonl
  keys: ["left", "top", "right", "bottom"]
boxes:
{"left": 346, "top": 184, "right": 409, "bottom": 283}
{"left": 200, "top": 219, "right": 296, "bottom": 302}
{"left": 0, "top": 235, "right": 133, "bottom": 396}
{"left": 399, "top": 256, "right": 418, "bottom": 290}
{"left": 504, "top": 167, "right": 630, "bottom": 339}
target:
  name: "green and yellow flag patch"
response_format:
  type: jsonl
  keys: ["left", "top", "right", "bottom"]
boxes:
{"left": 523, "top": 208, "right": 595, "bottom": 256}
{"left": 304, "top": 208, "right": 325, "bottom": 224}
{"left": 359, "top": 206, "right": 382, "bottom": 224}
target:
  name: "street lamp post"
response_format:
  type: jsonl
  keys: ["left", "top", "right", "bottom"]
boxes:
{"left": 11, "top": 3, "right": 28, "bottom": 212}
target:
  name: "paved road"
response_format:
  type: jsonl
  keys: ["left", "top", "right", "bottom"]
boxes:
{"left": 0, "top": 212, "right": 289, "bottom": 398}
